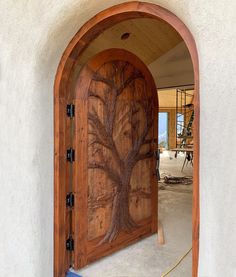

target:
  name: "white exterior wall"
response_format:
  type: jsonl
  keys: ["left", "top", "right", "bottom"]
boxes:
{"left": 0, "top": 1, "right": 236, "bottom": 276}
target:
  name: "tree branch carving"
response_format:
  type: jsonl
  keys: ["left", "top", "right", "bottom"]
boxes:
{"left": 88, "top": 61, "right": 154, "bottom": 244}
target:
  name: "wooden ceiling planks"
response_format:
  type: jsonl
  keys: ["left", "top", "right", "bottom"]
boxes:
{"left": 77, "top": 18, "right": 183, "bottom": 67}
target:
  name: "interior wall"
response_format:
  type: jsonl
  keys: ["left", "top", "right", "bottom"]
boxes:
{"left": 1, "top": 1, "right": 236, "bottom": 277}
{"left": 149, "top": 42, "right": 194, "bottom": 88}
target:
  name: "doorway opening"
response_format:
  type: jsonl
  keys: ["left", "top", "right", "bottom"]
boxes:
{"left": 54, "top": 2, "right": 199, "bottom": 277}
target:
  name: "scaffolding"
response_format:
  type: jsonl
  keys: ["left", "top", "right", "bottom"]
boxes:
{"left": 176, "top": 88, "right": 194, "bottom": 148}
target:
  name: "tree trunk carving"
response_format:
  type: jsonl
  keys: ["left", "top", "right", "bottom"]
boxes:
{"left": 88, "top": 61, "right": 154, "bottom": 244}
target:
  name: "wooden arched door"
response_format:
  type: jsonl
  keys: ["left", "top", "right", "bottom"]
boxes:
{"left": 73, "top": 48, "right": 158, "bottom": 269}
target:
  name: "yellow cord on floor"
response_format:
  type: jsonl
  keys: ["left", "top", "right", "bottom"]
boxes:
{"left": 160, "top": 247, "right": 192, "bottom": 277}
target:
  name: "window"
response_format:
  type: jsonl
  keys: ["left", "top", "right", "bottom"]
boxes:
{"left": 177, "top": 113, "right": 184, "bottom": 136}
{"left": 158, "top": 112, "right": 168, "bottom": 149}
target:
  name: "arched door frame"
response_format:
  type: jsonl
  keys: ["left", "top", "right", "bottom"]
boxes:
{"left": 54, "top": 2, "right": 199, "bottom": 277}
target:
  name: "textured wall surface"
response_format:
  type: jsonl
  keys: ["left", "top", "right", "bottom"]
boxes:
{"left": 0, "top": 1, "right": 236, "bottom": 276}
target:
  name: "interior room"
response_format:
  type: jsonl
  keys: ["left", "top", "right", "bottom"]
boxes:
{"left": 66, "top": 17, "right": 195, "bottom": 277}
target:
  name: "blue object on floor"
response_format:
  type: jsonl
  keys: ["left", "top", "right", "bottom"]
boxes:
{"left": 66, "top": 271, "right": 82, "bottom": 277}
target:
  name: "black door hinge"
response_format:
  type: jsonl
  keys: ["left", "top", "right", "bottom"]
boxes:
{"left": 66, "top": 235, "right": 74, "bottom": 251}
{"left": 67, "top": 148, "right": 75, "bottom": 162}
{"left": 66, "top": 192, "right": 74, "bottom": 208}
{"left": 67, "top": 104, "right": 75, "bottom": 118}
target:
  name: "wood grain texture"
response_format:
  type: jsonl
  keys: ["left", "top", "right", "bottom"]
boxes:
{"left": 54, "top": 2, "right": 199, "bottom": 276}
{"left": 157, "top": 220, "right": 165, "bottom": 245}
{"left": 73, "top": 48, "right": 158, "bottom": 269}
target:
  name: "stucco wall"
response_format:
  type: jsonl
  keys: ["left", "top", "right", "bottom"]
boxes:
{"left": 1, "top": 1, "right": 236, "bottom": 276}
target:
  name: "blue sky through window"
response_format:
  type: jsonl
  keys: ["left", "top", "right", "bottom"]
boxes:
{"left": 158, "top": 112, "right": 168, "bottom": 148}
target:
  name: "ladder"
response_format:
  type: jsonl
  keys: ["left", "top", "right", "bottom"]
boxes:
{"left": 176, "top": 88, "right": 194, "bottom": 149}
{"left": 186, "top": 111, "right": 194, "bottom": 135}
{"left": 179, "top": 110, "right": 194, "bottom": 148}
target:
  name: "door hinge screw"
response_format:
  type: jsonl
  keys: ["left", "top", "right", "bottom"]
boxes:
{"left": 67, "top": 148, "right": 75, "bottom": 163}
{"left": 66, "top": 193, "right": 74, "bottom": 208}
{"left": 66, "top": 235, "right": 74, "bottom": 251}
{"left": 66, "top": 104, "right": 75, "bottom": 118}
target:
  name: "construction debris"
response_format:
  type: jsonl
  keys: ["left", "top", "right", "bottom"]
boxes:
{"left": 163, "top": 175, "right": 192, "bottom": 185}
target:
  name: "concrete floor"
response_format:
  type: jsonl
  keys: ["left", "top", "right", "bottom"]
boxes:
{"left": 74, "top": 151, "right": 193, "bottom": 277}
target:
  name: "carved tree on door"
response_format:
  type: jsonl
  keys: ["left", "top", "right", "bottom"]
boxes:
{"left": 88, "top": 61, "right": 154, "bottom": 244}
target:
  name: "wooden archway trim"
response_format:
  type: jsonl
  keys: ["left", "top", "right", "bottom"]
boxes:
{"left": 54, "top": 2, "right": 199, "bottom": 277}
